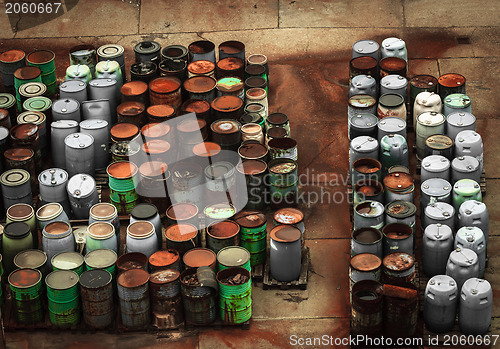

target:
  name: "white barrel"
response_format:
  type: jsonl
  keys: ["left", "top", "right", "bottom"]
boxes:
{"left": 38, "top": 168, "right": 69, "bottom": 205}
{"left": 413, "top": 92, "right": 442, "bottom": 128}
{"left": 51, "top": 120, "right": 79, "bottom": 169}
{"left": 377, "top": 117, "right": 406, "bottom": 141}
{"left": 65, "top": 133, "right": 95, "bottom": 177}
{"left": 349, "top": 75, "right": 377, "bottom": 99}
{"left": 353, "top": 201, "right": 385, "bottom": 230}
{"left": 451, "top": 156, "right": 481, "bottom": 184}
{"left": 420, "top": 155, "right": 450, "bottom": 182}
{"left": 424, "top": 275, "right": 458, "bottom": 333}
{"left": 420, "top": 178, "right": 452, "bottom": 213}
{"left": 79, "top": 119, "right": 109, "bottom": 170}
{"left": 446, "top": 112, "right": 476, "bottom": 141}
{"left": 380, "top": 75, "right": 408, "bottom": 101}
{"left": 422, "top": 223, "right": 453, "bottom": 276}
{"left": 89, "top": 78, "right": 118, "bottom": 122}
{"left": 455, "top": 226, "right": 486, "bottom": 277}
{"left": 129, "top": 203, "right": 162, "bottom": 250}
{"left": 352, "top": 40, "right": 380, "bottom": 61}
{"left": 455, "top": 130, "right": 483, "bottom": 172}
{"left": 446, "top": 248, "right": 479, "bottom": 291}
{"left": 423, "top": 202, "right": 455, "bottom": 233}
{"left": 458, "top": 200, "right": 489, "bottom": 245}
{"left": 381, "top": 37, "right": 407, "bottom": 61}
{"left": 81, "top": 99, "right": 112, "bottom": 124}
{"left": 95, "top": 61, "right": 123, "bottom": 92}
{"left": 59, "top": 79, "right": 87, "bottom": 104}
{"left": 66, "top": 174, "right": 99, "bottom": 219}
{"left": 459, "top": 278, "right": 492, "bottom": 335}
{"left": 416, "top": 112, "right": 445, "bottom": 159}
{"left": 52, "top": 98, "right": 81, "bottom": 122}
{"left": 126, "top": 221, "right": 158, "bottom": 258}
{"left": 349, "top": 136, "right": 379, "bottom": 171}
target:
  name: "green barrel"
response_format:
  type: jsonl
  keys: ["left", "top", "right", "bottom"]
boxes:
{"left": 84, "top": 249, "right": 117, "bottom": 276}
{"left": 217, "top": 267, "right": 252, "bottom": 324}
{"left": 8, "top": 268, "right": 44, "bottom": 324}
{"left": 23, "top": 96, "right": 52, "bottom": 113}
{"left": 52, "top": 251, "right": 85, "bottom": 276}
{"left": 14, "top": 66, "right": 42, "bottom": 110}
{"left": 14, "top": 249, "right": 49, "bottom": 278}
{"left": 26, "top": 50, "right": 57, "bottom": 96}
{"left": 46, "top": 270, "right": 80, "bottom": 327}
{"left": 268, "top": 158, "right": 299, "bottom": 208}
{"left": 216, "top": 246, "right": 251, "bottom": 272}
{"left": 234, "top": 210, "right": 267, "bottom": 266}
{"left": 107, "top": 161, "right": 139, "bottom": 215}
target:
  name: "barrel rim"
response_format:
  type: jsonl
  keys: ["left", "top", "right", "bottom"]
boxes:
{"left": 87, "top": 221, "right": 115, "bottom": 240}
{"left": 45, "top": 270, "right": 79, "bottom": 290}
{"left": 52, "top": 251, "right": 85, "bottom": 270}
{"left": 36, "top": 202, "right": 63, "bottom": 222}
{"left": 79, "top": 268, "right": 113, "bottom": 289}
{"left": 207, "top": 220, "right": 240, "bottom": 240}
{"left": 14, "top": 249, "right": 48, "bottom": 270}
{"left": 7, "top": 203, "right": 35, "bottom": 221}
{"left": 27, "top": 49, "right": 55, "bottom": 65}
{"left": 216, "top": 266, "right": 251, "bottom": 285}
{"left": 8, "top": 267, "right": 42, "bottom": 289}
{"left": 84, "top": 248, "right": 118, "bottom": 269}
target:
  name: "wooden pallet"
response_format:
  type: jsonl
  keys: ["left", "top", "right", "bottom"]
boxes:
{"left": 251, "top": 264, "right": 264, "bottom": 283}
{"left": 262, "top": 247, "right": 310, "bottom": 290}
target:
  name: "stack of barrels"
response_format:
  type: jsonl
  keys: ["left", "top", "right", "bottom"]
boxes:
{"left": 348, "top": 38, "right": 492, "bottom": 338}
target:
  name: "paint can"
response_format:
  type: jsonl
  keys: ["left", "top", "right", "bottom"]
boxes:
{"left": 459, "top": 278, "right": 492, "bottom": 335}
{"left": 66, "top": 173, "right": 99, "bottom": 219}
{"left": 423, "top": 273, "right": 457, "bottom": 332}
{"left": 203, "top": 203, "right": 237, "bottom": 226}
{"left": 117, "top": 268, "right": 151, "bottom": 329}
{"left": 45, "top": 270, "right": 81, "bottom": 327}
{"left": 117, "top": 102, "right": 146, "bottom": 128}
{"left": 219, "top": 40, "right": 245, "bottom": 61}
{"left": 166, "top": 202, "right": 199, "bottom": 227}
{"left": 247, "top": 54, "right": 268, "bottom": 78}
{"left": 14, "top": 66, "right": 42, "bottom": 110}
{"left": 18, "top": 82, "right": 47, "bottom": 108}
{"left": 211, "top": 119, "right": 241, "bottom": 150}
{"left": 162, "top": 45, "right": 189, "bottom": 62}
{"left": 446, "top": 248, "right": 479, "bottom": 291}
{"left": 236, "top": 160, "right": 267, "bottom": 210}
{"left": 17, "top": 111, "right": 47, "bottom": 156}
{"left": 238, "top": 141, "right": 268, "bottom": 162}
{"left": 351, "top": 227, "right": 383, "bottom": 258}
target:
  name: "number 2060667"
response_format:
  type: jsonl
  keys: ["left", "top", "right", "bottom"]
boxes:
{"left": 5, "top": 2, "right": 62, "bottom": 14}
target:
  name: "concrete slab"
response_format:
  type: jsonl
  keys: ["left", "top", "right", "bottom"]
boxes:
{"left": 484, "top": 236, "right": 500, "bottom": 317}
{"left": 5, "top": 331, "right": 46, "bottom": 349}
{"left": 483, "top": 179, "right": 500, "bottom": 235}
{"left": 407, "top": 59, "right": 439, "bottom": 78}
{"left": 0, "top": 9, "right": 15, "bottom": 40}
{"left": 198, "top": 318, "right": 350, "bottom": 349}
{"left": 471, "top": 27, "right": 500, "bottom": 58}
{"left": 116, "top": 333, "right": 198, "bottom": 349}
{"left": 252, "top": 239, "right": 350, "bottom": 319}
{"left": 476, "top": 118, "right": 500, "bottom": 179}
{"left": 404, "top": 0, "right": 500, "bottom": 28}
{"left": 139, "top": 0, "right": 279, "bottom": 34}
{"left": 43, "top": 332, "right": 119, "bottom": 349}
{"left": 279, "top": 0, "right": 403, "bottom": 28}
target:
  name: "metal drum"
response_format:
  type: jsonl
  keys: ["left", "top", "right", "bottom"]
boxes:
{"left": 130, "top": 61, "right": 158, "bottom": 84}
{"left": 110, "top": 123, "right": 140, "bottom": 143}
{"left": 349, "top": 56, "right": 378, "bottom": 82}
{"left": 438, "top": 73, "right": 466, "bottom": 100}
{"left": 383, "top": 284, "right": 418, "bottom": 338}
{"left": 385, "top": 201, "right": 416, "bottom": 231}
{"left": 382, "top": 252, "right": 415, "bottom": 288}
{"left": 18, "top": 83, "right": 47, "bottom": 108}
{"left": 216, "top": 246, "right": 251, "bottom": 272}
{"left": 86, "top": 222, "right": 118, "bottom": 253}
{"left": 97, "top": 44, "right": 126, "bottom": 82}
{"left": 17, "top": 111, "right": 47, "bottom": 155}
{"left": 149, "top": 77, "right": 182, "bottom": 109}
{"left": 0, "top": 49, "right": 25, "bottom": 87}
{"left": 3, "top": 148, "right": 36, "bottom": 193}
{"left": 423, "top": 202, "right": 455, "bottom": 233}
{"left": 455, "top": 130, "right": 483, "bottom": 172}
{"left": 117, "top": 269, "right": 151, "bottom": 329}
{"left": 26, "top": 50, "right": 56, "bottom": 96}
{"left": 379, "top": 134, "right": 408, "bottom": 175}
{"left": 51, "top": 120, "right": 79, "bottom": 168}
{"left": 0, "top": 169, "right": 32, "bottom": 209}
{"left": 377, "top": 116, "right": 406, "bottom": 141}
{"left": 14, "top": 250, "right": 48, "bottom": 278}
{"left": 166, "top": 202, "right": 199, "bottom": 228}
{"left": 188, "top": 60, "right": 216, "bottom": 78}
{"left": 6, "top": 204, "right": 36, "bottom": 246}
{"left": 217, "top": 57, "right": 245, "bottom": 80}
{"left": 353, "top": 180, "right": 384, "bottom": 206}
{"left": 425, "top": 134, "right": 454, "bottom": 160}
{"left": 183, "top": 248, "right": 217, "bottom": 271}
{"left": 234, "top": 210, "right": 267, "bottom": 266}
{"left": 126, "top": 221, "right": 158, "bottom": 259}
{"left": 79, "top": 119, "right": 109, "bottom": 170}
{"left": 203, "top": 203, "right": 237, "bottom": 227}
{"left": 420, "top": 178, "right": 452, "bottom": 214}
{"left": 459, "top": 278, "right": 492, "bottom": 335}
{"left": 353, "top": 201, "right": 384, "bottom": 230}
{"left": 180, "top": 267, "right": 217, "bottom": 325}
{"left": 69, "top": 45, "right": 96, "bottom": 77}
{"left": 239, "top": 141, "right": 269, "bottom": 162}
{"left": 59, "top": 80, "right": 87, "bottom": 104}
{"left": 45, "top": 270, "right": 80, "bottom": 327}
{"left": 416, "top": 112, "right": 446, "bottom": 160}
{"left": 420, "top": 155, "right": 450, "bottom": 182}
{"left": 268, "top": 158, "right": 298, "bottom": 208}
{"left": 107, "top": 161, "right": 139, "bottom": 215}
{"left": 216, "top": 77, "right": 245, "bottom": 100}
{"left": 42, "top": 222, "right": 75, "bottom": 268}
{"left": 446, "top": 248, "right": 479, "bottom": 291}
{"left": 383, "top": 172, "right": 414, "bottom": 203}
{"left": 65, "top": 64, "right": 92, "bottom": 83}
{"left": 213, "top": 95, "right": 245, "bottom": 120}
{"left": 117, "top": 252, "right": 148, "bottom": 274}
{"left": 206, "top": 220, "right": 240, "bottom": 255}
{"left": 424, "top": 275, "right": 458, "bottom": 333}
{"left": 217, "top": 267, "right": 252, "bottom": 324}
{"left": 452, "top": 179, "right": 482, "bottom": 212}
{"left": 451, "top": 155, "right": 481, "bottom": 184}
{"left": 149, "top": 269, "right": 184, "bottom": 329}
{"left": 422, "top": 223, "right": 453, "bottom": 277}
{"left": 10, "top": 123, "right": 42, "bottom": 171}
{"left": 349, "top": 136, "right": 379, "bottom": 171}
{"left": 446, "top": 111, "right": 476, "bottom": 141}
{"left": 349, "top": 253, "right": 382, "bottom": 295}
{"left": 458, "top": 200, "right": 489, "bottom": 244}
{"left": 117, "top": 102, "right": 146, "bottom": 128}
{"left": 351, "top": 280, "right": 383, "bottom": 336}
{"left": 380, "top": 75, "right": 408, "bottom": 101}
{"left": 164, "top": 223, "right": 199, "bottom": 257}
{"left": 79, "top": 269, "right": 114, "bottom": 329}
{"left": 52, "top": 98, "right": 81, "bottom": 122}
{"left": 352, "top": 40, "right": 380, "bottom": 61}
{"left": 455, "top": 226, "right": 486, "bottom": 277}
{"left": 382, "top": 223, "right": 414, "bottom": 256}
{"left": 443, "top": 93, "right": 471, "bottom": 116}
{"left": 377, "top": 93, "right": 406, "bottom": 121}
{"left": 269, "top": 226, "right": 302, "bottom": 282}
{"left": 66, "top": 174, "right": 99, "bottom": 219}
{"left": 162, "top": 44, "right": 189, "bottom": 62}
{"left": 351, "top": 158, "right": 382, "bottom": 185}
{"left": 84, "top": 249, "right": 118, "bottom": 277}
{"left": 379, "top": 57, "right": 407, "bottom": 78}
{"left": 8, "top": 268, "right": 44, "bottom": 324}
{"left": 348, "top": 95, "right": 377, "bottom": 121}
{"left": 183, "top": 76, "right": 217, "bottom": 102}
{"left": 52, "top": 251, "right": 85, "bottom": 275}
{"left": 64, "top": 133, "right": 95, "bottom": 177}
{"left": 121, "top": 80, "right": 149, "bottom": 106}
{"left": 38, "top": 168, "right": 71, "bottom": 214}
{"left": 351, "top": 227, "right": 383, "bottom": 258}
{"left": 381, "top": 37, "right": 407, "bottom": 61}
{"left": 134, "top": 41, "right": 161, "bottom": 64}
{"left": 148, "top": 250, "right": 180, "bottom": 273}
{"left": 349, "top": 75, "right": 377, "bottom": 99}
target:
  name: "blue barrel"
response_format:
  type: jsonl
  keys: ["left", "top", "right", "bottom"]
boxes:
{"left": 117, "top": 268, "right": 150, "bottom": 329}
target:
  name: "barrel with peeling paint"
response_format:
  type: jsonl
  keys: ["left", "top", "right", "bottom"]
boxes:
{"left": 26, "top": 50, "right": 57, "bottom": 96}
{"left": 180, "top": 267, "right": 217, "bottom": 325}
{"left": 79, "top": 269, "right": 114, "bottom": 329}
{"left": 349, "top": 253, "right": 382, "bottom": 296}
{"left": 206, "top": 220, "right": 240, "bottom": 254}
{"left": 8, "top": 268, "right": 44, "bottom": 324}
{"left": 149, "top": 249, "right": 181, "bottom": 273}
{"left": 45, "top": 270, "right": 81, "bottom": 327}
{"left": 117, "top": 268, "right": 151, "bottom": 329}
{"left": 217, "top": 267, "right": 251, "bottom": 324}
{"left": 383, "top": 284, "right": 418, "bottom": 338}
{"left": 351, "top": 280, "right": 383, "bottom": 336}
{"left": 107, "top": 161, "right": 139, "bottom": 215}
{"left": 234, "top": 210, "right": 267, "bottom": 266}
{"left": 149, "top": 269, "right": 184, "bottom": 329}
{"left": 383, "top": 252, "right": 416, "bottom": 288}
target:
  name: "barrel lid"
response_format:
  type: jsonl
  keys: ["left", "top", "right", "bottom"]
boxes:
{"left": 379, "top": 93, "right": 404, "bottom": 108}
{"left": 67, "top": 174, "right": 96, "bottom": 198}
{"left": 216, "top": 77, "right": 244, "bottom": 93}
{"left": 127, "top": 221, "right": 154, "bottom": 239}
{"left": 111, "top": 140, "right": 141, "bottom": 157}
{"left": 182, "top": 99, "right": 210, "bottom": 115}
{"left": 0, "top": 49, "right": 25, "bottom": 62}
{"left": 418, "top": 112, "right": 446, "bottom": 127}
{"left": 4, "top": 147, "right": 34, "bottom": 161}
{"left": 204, "top": 161, "right": 235, "bottom": 180}
{"left": 355, "top": 200, "right": 384, "bottom": 217}
{"left": 236, "top": 159, "right": 267, "bottom": 176}
{"left": 23, "top": 97, "right": 52, "bottom": 112}
{"left": 382, "top": 252, "right": 414, "bottom": 272}
{"left": 52, "top": 98, "right": 80, "bottom": 114}
{"left": 107, "top": 161, "right": 138, "bottom": 179}
{"left": 422, "top": 155, "right": 450, "bottom": 172}
{"left": 26, "top": 49, "right": 54, "bottom": 65}
{"left": 88, "top": 222, "right": 115, "bottom": 239}
{"left": 349, "top": 113, "right": 378, "bottom": 129}
{"left": 17, "top": 111, "right": 45, "bottom": 126}
{"left": 454, "top": 179, "right": 481, "bottom": 195}
{"left": 352, "top": 40, "right": 379, "bottom": 55}
{"left": 385, "top": 201, "right": 416, "bottom": 218}
{"left": 134, "top": 41, "right": 161, "bottom": 55}
{"left": 211, "top": 95, "right": 243, "bottom": 112}
{"left": 410, "top": 74, "right": 438, "bottom": 88}
{"left": 350, "top": 138, "right": 378, "bottom": 157}
{"left": 382, "top": 37, "right": 405, "bottom": 50}
{"left": 351, "top": 74, "right": 376, "bottom": 89}
{"left": 141, "top": 122, "right": 170, "bottom": 138}
{"left": 36, "top": 203, "right": 63, "bottom": 220}
{"left": 0, "top": 126, "right": 8, "bottom": 140}
{"left": 8, "top": 268, "right": 41, "bottom": 288}
{"left": 39, "top": 168, "right": 69, "bottom": 186}
{"left": 121, "top": 80, "right": 148, "bottom": 96}
{"left": 274, "top": 207, "right": 304, "bottom": 225}
{"left": 350, "top": 253, "right": 382, "bottom": 271}
{"left": 14, "top": 66, "right": 41, "bottom": 80}
{"left": 131, "top": 203, "right": 158, "bottom": 221}
{"left": 449, "top": 248, "right": 478, "bottom": 266}
{"left": 142, "top": 139, "right": 170, "bottom": 155}
{"left": 381, "top": 134, "right": 406, "bottom": 149}
{"left": 217, "top": 246, "right": 250, "bottom": 267}
{"left": 89, "top": 78, "right": 117, "bottom": 88}
{"left": 447, "top": 111, "right": 475, "bottom": 127}
{"left": 14, "top": 249, "right": 47, "bottom": 269}
{"left": 270, "top": 225, "right": 301, "bottom": 243}
{"left": 162, "top": 44, "right": 188, "bottom": 59}
{"left": 80, "top": 269, "right": 112, "bottom": 288}
{"left": 90, "top": 203, "right": 117, "bottom": 220}
{"left": 207, "top": 220, "right": 239, "bottom": 239}
{"left": 379, "top": 56, "right": 406, "bottom": 70}
{"left": 425, "top": 202, "right": 455, "bottom": 219}
{"left": 421, "top": 178, "right": 452, "bottom": 196}
{"left": 0, "top": 93, "right": 16, "bottom": 109}
{"left": 52, "top": 251, "right": 84, "bottom": 270}
{"left": 139, "top": 161, "right": 168, "bottom": 178}
{"left": 424, "top": 223, "right": 453, "bottom": 241}
{"left": 64, "top": 132, "right": 94, "bottom": 149}
{"left": 217, "top": 57, "right": 244, "bottom": 71}
{"left": 166, "top": 203, "right": 198, "bottom": 221}
{"left": 46, "top": 270, "right": 79, "bottom": 290}
{"left": 7, "top": 203, "right": 34, "bottom": 220}
{"left": 204, "top": 203, "right": 236, "bottom": 220}
{"left": 383, "top": 172, "right": 413, "bottom": 190}
{"left": 4, "top": 221, "right": 30, "bottom": 239}
{"left": 177, "top": 118, "right": 206, "bottom": 134}
{"left": 130, "top": 61, "right": 157, "bottom": 75}
{"left": 165, "top": 223, "right": 198, "bottom": 242}
{"left": 149, "top": 269, "right": 180, "bottom": 284}
{"left": 0, "top": 168, "right": 30, "bottom": 186}
{"left": 462, "top": 278, "right": 491, "bottom": 296}
{"left": 377, "top": 117, "right": 405, "bottom": 134}
{"left": 19, "top": 82, "right": 47, "bottom": 98}
{"left": 85, "top": 249, "right": 117, "bottom": 269}
{"left": 233, "top": 210, "right": 266, "bottom": 228}
{"left": 193, "top": 142, "right": 221, "bottom": 157}
{"left": 117, "top": 102, "right": 145, "bottom": 118}
{"left": 66, "top": 64, "right": 91, "bottom": 77}
{"left": 211, "top": 119, "right": 240, "bottom": 134}
{"left": 456, "top": 130, "right": 481, "bottom": 145}
{"left": 97, "top": 44, "right": 124, "bottom": 59}
{"left": 118, "top": 268, "right": 150, "bottom": 288}
{"left": 110, "top": 123, "right": 139, "bottom": 140}
{"left": 269, "top": 158, "right": 297, "bottom": 174}
{"left": 59, "top": 80, "right": 87, "bottom": 93}
{"left": 79, "top": 119, "right": 109, "bottom": 131}
{"left": 188, "top": 60, "right": 215, "bottom": 75}
{"left": 183, "top": 248, "right": 216, "bottom": 268}
{"left": 426, "top": 134, "right": 453, "bottom": 150}
{"left": 149, "top": 249, "right": 179, "bottom": 267}
{"left": 452, "top": 156, "right": 479, "bottom": 172}
{"left": 456, "top": 226, "right": 484, "bottom": 243}
{"left": 444, "top": 93, "right": 471, "bottom": 109}
{"left": 183, "top": 76, "right": 217, "bottom": 93}
{"left": 149, "top": 77, "right": 181, "bottom": 93}
{"left": 51, "top": 120, "right": 79, "bottom": 130}
{"left": 459, "top": 200, "right": 486, "bottom": 215}
{"left": 11, "top": 123, "right": 38, "bottom": 141}
{"left": 438, "top": 73, "right": 466, "bottom": 87}
{"left": 146, "top": 104, "right": 176, "bottom": 119}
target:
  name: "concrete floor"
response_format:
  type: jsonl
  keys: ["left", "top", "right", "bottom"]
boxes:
{"left": 1, "top": 0, "right": 500, "bottom": 348}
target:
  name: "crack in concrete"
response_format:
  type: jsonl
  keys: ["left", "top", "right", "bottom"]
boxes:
{"left": 12, "top": 13, "right": 21, "bottom": 39}
{"left": 302, "top": 139, "right": 336, "bottom": 171}
{"left": 276, "top": 292, "right": 309, "bottom": 304}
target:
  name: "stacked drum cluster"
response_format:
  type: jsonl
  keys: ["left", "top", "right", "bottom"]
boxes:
{"left": 347, "top": 38, "right": 492, "bottom": 338}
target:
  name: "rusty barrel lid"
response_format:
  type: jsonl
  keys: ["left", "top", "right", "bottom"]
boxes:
{"left": 211, "top": 119, "right": 240, "bottom": 135}
{"left": 117, "top": 101, "right": 145, "bottom": 116}
{"left": 236, "top": 159, "right": 267, "bottom": 176}
{"left": 382, "top": 252, "right": 415, "bottom": 272}
{"left": 149, "top": 76, "right": 181, "bottom": 93}
{"left": 141, "top": 139, "right": 170, "bottom": 154}
{"left": 380, "top": 57, "right": 406, "bottom": 72}
{"left": 211, "top": 95, "right": 243, "bottom": 112}
{"left": 217, "top": 57, "right": 244, "bottom": 71}
{"left": 181, "top": 99, "right": 210, "bottom": 115}
{"left": 116, "top": 252, "right": 148, "bottom": 273}
{"left": 426, "top": 134, "right": 453, "bottom": 149}
{"left": 274, "top": 207, "right": 304, "bottom": 225}
{"left": 18, "top": 83, "right": 47, "bottom": 98}
{"left": 245, "top": 64, "right": 266, "bottom": 76}
{"left": 207, "top": 220, "right": 240, "bottom": 239}
{"left": 350, "top": 56, "right": 378, "bottom": 70}
{"left": 121, "top": 81, "right": 148, "bottom": 96}
{"left": 146, "top": 104, "right": 176, "bottom": 119}
{"left": 27, "top": 49, "right": 55, "bottom": 65}
{"left": 188, "top": 60, "right": 215, "bottom": 75}
{"left": 385, "top": 201, "right": 416, "bottom": 218}
{"left": 0, "top": 49, "right": 25, "bottom": 63}
{"left": 410, "top": 74, "right": 438, "bottom": 88}
{"left": 270, "top": 225, "right": 301, "bottom": 243}
{"left": 177, "top": 118, "right": 206, "bottom": 134}
{"left": 438, "top": 73, "right": 466, "bottom": 87}
{"left": 350, "top": 253, "right": 382, "bottom": 272}
{"left": 267, "top": 127, "right": 287, "bottom": 139}
{"left": 238, "top": 142, "right": 268, "bottom": 159}
{"left": 269, "top": 158, "right": 297, "bottom": 175}
{"left": 141, "top": 122, "right": 170, "bottom": 138}
{"left": 8, "top": 268, "right": 42, "bottom": 288}
{"left": 110, "top": 122, "right": 139, "bottom": 141}
{"left": 193, "top": 142, "right": 221, "bottom": 157}
{"left": 149, "top": 249, "right": 180, "bottom": 268}
{"left": 107, "top": 161, "right": 138, "bottom": 179}
{"left": 165, "top": 223, "right": 198, "bottom": 242}
{"left": 4, "top": 147, "right": 34, "bottom": 161}
{"left": 166, "top": 203, "right": 198, "bottom": 221}
{"left": 183, "top": 248, "right": 216, "bottom": 268}
{"left": 14, "top": 66, "right": 41, "bottom": 80}
{"left": 149, "top": 269, "right": 180, "bottom": 285}
{"left": 383, "top": 172, "right": 413, "bottom": 191}
{"left": 10, "top": 123, "right": 38, "bottom": 140}
{"left": 233, "top": 210, "right": 266, "bottom": 228}
{"left": 7, "top": 203, "right": 34, "bottom": 220}
{"left": 183, "top": 76, "right": 217, "bottom": 94}
{"left": 88, "top": 222, "right": 115, "bottom": 240}
{"left": 139, "top": 161, "right": 168, "bottom": 178}
{"left": 117, "top": 268, "right": 150, "bottom": 288}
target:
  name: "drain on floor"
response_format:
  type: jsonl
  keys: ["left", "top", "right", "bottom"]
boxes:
{"left": 456, "top": 37, "right": 472, "bottom": 45}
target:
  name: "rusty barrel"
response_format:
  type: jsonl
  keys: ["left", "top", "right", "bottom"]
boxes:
{"left": 351, "top": 280, "right": 383, "bottom": 336}
{"left": 149, "top": 269, "right": 184, "bottom": 329}
{"left": 149, "top": 249, "right": 181, "bottom": 272}
{"left": 45, "top": 270, "right": 81, "bottom": 327}
{"left": 183, "top": 248, "right": 217, "bottom": 272}
{"left": 180, "top": 267, "right": 217, "bottom": 325}
{"left": 107, "top": 161, "right": 139, "bottom": 215}
{"left": 117, "top": 268, "right": 151, "bottom": 329}
{"left": 79, "top": 269, "right": 114, "bottom": 329}
{"left": 234, "top": 210, "right": 267, "bottom": 266}
{"left": 149, "top": 77, "right": 182, "bottom": 109}
{"left": 382, "top": 252, "right": 416, "bottom": 288}
{"left": 116, "top": 252, "right": 148, "bottom": 275}
{"left": 206, "top": 220, "right": 240, "bottom": 254}
{"left": 217, "top": 267, "right": 252, "bottom": 324}
{"left": 8, "top": 268, "right": 44, "bottom": 324}
{"left": 165, "top": 223, "right": 199, "bottom": 257}
{"left": 383, "top": 284, "right": 418, "bottom": 338}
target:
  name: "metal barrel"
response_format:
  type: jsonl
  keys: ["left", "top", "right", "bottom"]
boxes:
{"left": 165, "top": 223, "right": 199, "bottom": 257}
{"left": 64, "top": 132, "right": 95, "bottom": 177}
{"left": 234, "top": 210, "right": 267, "bottom": 266}
{"left": 268, "top": 158, "right": 298, "bottom": 208}
{"left": 79, "top": 269, "right": 114, "bottom": 329}
{"left": 17, "top": 111, "right": 47, "bottom": 156}
{"left": 41, "top": 221, "right": 75, "bottom": 269}
{"left": 236, "top": 159, "right": 268, "bottom": 210}
{"left": 0, "top": 168, "right": 33, "bottom": 212}
{"left": 8, "top": 268, "right": 44, "bottom": 324}
{"left": 117, "top": 101, "right": 147, "bottom": 128}
{"left": 117, "top": 252, "right": 148, "bottom": 275}
{"left": 383, "top": 284, "right": 418, "bottom": 338}
{"left": 121, "top": 80, "right": 149, "bottom": 106}
{"left": 438, "top": 73, "right": 466, "bottom": 100}
{"left": 66, "top": 174, "right": 99, "bottom": 220}
{"left": 183, "top": 248, "right": 217, "bottom": 271}
{"left": 149, "top": 77, "right": 182, "bottom": 109}
{"left": 383, "top": 252, "right": 416, "bottom": 288}
{"left": 45, "top": 270, "right": 81, "bottom": 327}
{"left": 52, "top": 251, "right": 85, "bottom": 276}
{"left": 216, "top": 246, "right": 251, "bottom": 272}
{"left": 10, "top": 123, "right": 42, "bottom": 171}
{"left": 217, "top": 267, "right": 252, "bottom": 324}
{"left": 117, "top": 268, "right": 151, "bottom": 329}
{"left": 107, "top": 161, "right": 139, "bottom": 215}
{"left": 84, "top": 249, "right": 118, "bottom": 278}
{"left": 79, "top": 119, "right": 110, "bottom": 170}
{"left": 149, "top": 269, "right": 184, "bottom": 329}
{"left": 69, "top": 45, "right": 97, "bottom": 78}
{"left": 14, "top": 249, "right": 49, "bottom": 279}
{"left": 180, "top": 267, "right": 217, "bottom": 325}
{"left": 206, "top": 220, "right": 240, "bottom": 255}
{"left": 14, "top": 67, "right": 42, "bottom": 110}
{"left": 353, "top": 179, "right": 384, "bottom": 206}
{"left": 349, "top": 253, "right": 382, "bottom": 297}
{"left": 382, "top": 223, "right": 414, "bottom": 256}
{"left": 0, "top": 50, "right": 26, "bottom": 87}
{"left": 26, "top": 50, "right": 57, "bottom": 96}
{"left": 148, "top": 249, "right": 180, "bottom": 273}
{"left": 351, "top": 227, "right": 383, "bottom": 258}
{"left": 351, "top": 280, "right": 383, "bottom": 336}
